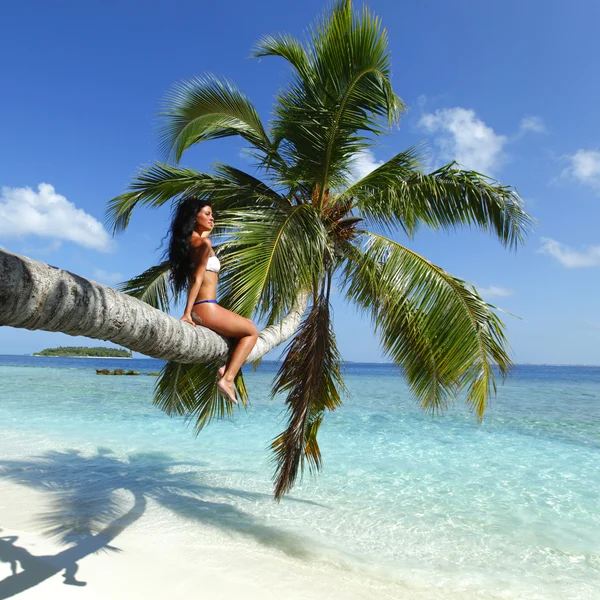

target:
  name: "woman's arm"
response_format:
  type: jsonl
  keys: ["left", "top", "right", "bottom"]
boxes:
{"left": 181, "top": 239, "right": 211, "bottom": 326}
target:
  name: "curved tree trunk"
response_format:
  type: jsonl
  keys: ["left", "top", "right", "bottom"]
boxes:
{"left": 0, "top": 250, "right": 306, "bottom": 363}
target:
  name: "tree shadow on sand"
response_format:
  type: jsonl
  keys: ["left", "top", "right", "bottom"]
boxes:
{"left": 0, "top": 448, "right": 320, "bottom": 598}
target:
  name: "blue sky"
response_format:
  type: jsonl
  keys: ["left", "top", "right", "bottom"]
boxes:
{"left": 1, "top": 0, "right": 599, "bottom": 364}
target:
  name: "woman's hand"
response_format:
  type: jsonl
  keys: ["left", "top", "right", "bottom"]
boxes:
{"left": 180, "top": 313, "right": 196, "bottom": 327}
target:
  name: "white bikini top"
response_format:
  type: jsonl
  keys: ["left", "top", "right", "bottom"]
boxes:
{"left": 206, "top": 255, "right": 220, "bottom": 274}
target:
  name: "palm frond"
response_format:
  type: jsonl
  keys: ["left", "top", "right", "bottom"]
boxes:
{"left": 154, "top": 360, "right": 248, "bottom": 434}
{"left": 311, "top": 1, "right": 404, "bottom": 198}
{"left": 268, "top": 1, "right": 404, "bottom": 195}
{"left": 158, "top": 75, "right": 276, "bottom": 163}
{"left": 106, "top": 163, "right": 215, "bottom": 233}
{"left": 251, "top": 34, "right": 312, "bottom": 79}
{"left": 106, "top": 163, "right": 285, "bottom": 234}
{"left": 342, "top": 242, "right": 458, "bottom": 411}
{"left": 342, "top": 233, "right": 512, "bottom": 419}
{"left": 216, "top": 204, "right": 329, "bottom": 324}
{"left": 117, "top": 261, "right": 173, "bottom": 311}
{"left": 342, "top": 149, "right": 534, "bottom": 248}
{"left": 271, "top": 290, "right": 345, "bottom": 500}
{"left": 212, "top": 163, "right": 290, "bottom": 208}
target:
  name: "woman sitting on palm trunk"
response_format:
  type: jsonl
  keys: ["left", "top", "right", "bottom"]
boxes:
{"left": 168, "top": 197, "right": 258, "bottom": 404}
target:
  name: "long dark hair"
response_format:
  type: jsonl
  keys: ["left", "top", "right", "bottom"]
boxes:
{"left": 167, "top": 196, "right": 212, "bottom": 295}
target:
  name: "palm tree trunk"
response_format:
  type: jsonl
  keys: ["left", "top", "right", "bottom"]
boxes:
{"left": 0, "top": 249, "right": 306, "bottom": 363}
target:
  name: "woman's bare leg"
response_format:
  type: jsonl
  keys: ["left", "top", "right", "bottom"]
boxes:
{"left": 192, "top": 313, "right": 233, "bottom": 380}
{"left": 193, "top": 303, "right": 258, "bottom": 403}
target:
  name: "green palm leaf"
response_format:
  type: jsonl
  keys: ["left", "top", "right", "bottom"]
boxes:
{"left": 268, "top": 1, "right": 404, "bottom": 196}
{"left": 342, "top": 149, "right": 533, "bottom": 247}
{"left": 342, "top": 233, "right": 511, "bottom": 418}
{"left": 117, "top": 261, "right": 173, "bottom": 312}
{"left": 271, "top": 290, "right": 345, "bottom": 500}
{"left": 158, "top": 75, "right": 275, "bottom": 162}
{"left": 211, "top": 163, "right": 289, "bottom": 208}
{"left": 217, "top": 204, "right": 329, "bottom": 323}
{"left": 251, "top": 34, "right": 312, "bottom": 79}
{"left": 342, "top": 242, "right": 458, "bottom": 411}
{"left": 106, "top": 164, "right": 215, "bottom": 233}
{"left": 154, "top": 360, "right": 248, "bottom": 433}
{"left": 106, "top": 163, "right": 285, "bottom": 234}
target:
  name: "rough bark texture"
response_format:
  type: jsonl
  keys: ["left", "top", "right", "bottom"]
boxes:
{"left": 0, "top": 250, "right": 306, "bottom": 363}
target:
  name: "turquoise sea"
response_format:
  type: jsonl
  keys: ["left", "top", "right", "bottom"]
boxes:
{"left": 0, "top": 355, "right": 599, "bottom": 599}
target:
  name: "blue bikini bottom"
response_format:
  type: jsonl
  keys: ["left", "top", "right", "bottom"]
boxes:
{"left": 193, "top": 299, "right": 218, "bottom": 306}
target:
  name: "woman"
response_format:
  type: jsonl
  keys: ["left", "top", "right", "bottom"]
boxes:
{"left": 168, "top": 197, "right": 259, "bottom": 404}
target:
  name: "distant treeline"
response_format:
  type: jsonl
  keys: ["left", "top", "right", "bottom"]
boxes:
{"left": 33, "top": 346, "right": 132, "bottom": 357}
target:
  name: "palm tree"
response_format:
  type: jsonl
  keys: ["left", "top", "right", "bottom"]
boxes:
{"left": 107, "top": 0, "right": 533, "bottom": 499}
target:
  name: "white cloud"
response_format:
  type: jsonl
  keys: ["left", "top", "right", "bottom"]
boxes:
{"left": 418, "top": 107, "right": 507, "bottom": 175}
{"left": 348, "top": 150, "right": 384, "bottom": 183}
{"left": 519, "top": 116, "right": 547, "bottom": 135}
{"left": 478, "top": 285, "right": 515, "bottom": 299}
{"left": 539, "top": 237, "right": 600, "bottom": 268}
{"left": 0, "top": 183, "right": 113, "bottom": 252}
{"left": 93, "top": 269, "right": 123, "bottom": 284}
{"left": 562, "top": 150, "right": 600, "bottom": 191}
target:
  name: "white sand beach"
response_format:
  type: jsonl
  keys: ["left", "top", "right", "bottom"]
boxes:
{"left": 0, "top": 480, "right": 412, "bottom": 600}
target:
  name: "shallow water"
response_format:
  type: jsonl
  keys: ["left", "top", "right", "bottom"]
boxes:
{"left": 0, "top": 356, "right": 599, "bottom": 599}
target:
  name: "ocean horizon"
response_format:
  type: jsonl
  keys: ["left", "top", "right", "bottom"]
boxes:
{"left": 16, "top": 354, "right": 600, "bottom": 367}
{"left": 1, "top": 355, "right": 599, "bottom": 599}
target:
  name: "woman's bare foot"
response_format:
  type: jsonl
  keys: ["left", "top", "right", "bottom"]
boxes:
{"left": 217, "top": 365, "right": 226, "bottom": 379}
{"left": 217, "top": 378, "right": 237, "bottom": 405}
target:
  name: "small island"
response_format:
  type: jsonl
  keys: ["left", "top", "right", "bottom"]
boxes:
{"left": 34, "top": 346, "right": 132, "bottom": 358}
